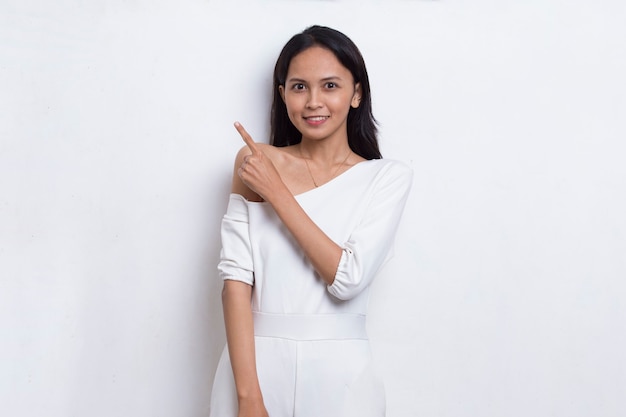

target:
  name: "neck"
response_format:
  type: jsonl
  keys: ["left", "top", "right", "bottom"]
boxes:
{"left": 298, "top": 139, "right": 352, "bottom": 167}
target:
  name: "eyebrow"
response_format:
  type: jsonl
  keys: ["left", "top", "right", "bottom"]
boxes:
{"left": 286, "top": 76, "right": 343, "bottom": 83}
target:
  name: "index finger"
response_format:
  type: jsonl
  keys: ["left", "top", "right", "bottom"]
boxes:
{"left": 234, "top": 121, "right": 259, "bottom": 154}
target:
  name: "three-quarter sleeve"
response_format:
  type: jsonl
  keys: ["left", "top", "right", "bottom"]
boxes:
{"left": 217, "top": 194, "right": 254, "bottom": 285}
{"left": 327, "top": 162, "right": 413, "bottom": 300}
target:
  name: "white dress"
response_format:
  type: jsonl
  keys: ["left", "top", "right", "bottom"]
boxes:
{"left": 210, "top": 158, "right": 412, "bottom": 417}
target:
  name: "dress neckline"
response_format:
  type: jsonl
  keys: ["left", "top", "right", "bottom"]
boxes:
{"left": 293, "top": 159, "right": 378, "bottom": 199}
{"left": 232, "top": 159, "right": 381, "bottom": 205}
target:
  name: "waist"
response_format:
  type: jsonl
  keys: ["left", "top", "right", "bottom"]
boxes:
{"left": 252, "top": 312, "right": 368, "bottom": 341}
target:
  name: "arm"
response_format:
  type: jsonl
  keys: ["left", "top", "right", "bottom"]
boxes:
{"left": 219, "top": 157, "right": 268, "bottom": 417}
{"left": 222, "top": 281, "right": 268, "bottom": 416}
{"left": 234, "top": 123, "right": 412, "bottom": 295}
{"left": 267, "top": 190, "right": 344, "bottom": 285}
{"left": 327, "top": 162, "right": 413, "bottom": 300}
{"left": 234, "top": 123, "right": 344, "bottom": 285}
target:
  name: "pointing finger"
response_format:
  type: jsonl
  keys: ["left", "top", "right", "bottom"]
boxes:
{"left": 234, "top": 121, "right": 259, "bottom": 154}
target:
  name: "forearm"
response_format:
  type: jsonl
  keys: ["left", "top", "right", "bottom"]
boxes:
{"left": 268, "top": 190, "right": 343, "bottom": 285}
{"left": 231, "top": 128, "right": 343, "bottom": 285}
{"left": 222, "top": 280, "right": 263, "bottom": 401}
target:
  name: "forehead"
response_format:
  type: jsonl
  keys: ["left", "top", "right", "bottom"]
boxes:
{"left": 286, "top": 46, "right": 353, "bottom": 81}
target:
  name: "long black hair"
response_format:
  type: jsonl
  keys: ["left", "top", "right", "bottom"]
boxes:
{"left": 270, "top": 25, "right": 382, "bottom": 160}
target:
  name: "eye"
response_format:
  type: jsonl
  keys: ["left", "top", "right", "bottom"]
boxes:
{"left": 325, "top": 82, "right": 337, "bottom": 89}
{"left": 291, "top": 83, "right": 306, "bottom": 91}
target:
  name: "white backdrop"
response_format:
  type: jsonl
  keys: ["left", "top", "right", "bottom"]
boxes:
{"left": 1, "top": 1, "right": 625, "bottom": 416}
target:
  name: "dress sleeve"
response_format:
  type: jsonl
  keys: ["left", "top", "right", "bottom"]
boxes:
{"left": 327, "top": 161, "right": 413, "bottom": 300}
{"left": 217, "top": 194, "right": 254, "bottom": 285}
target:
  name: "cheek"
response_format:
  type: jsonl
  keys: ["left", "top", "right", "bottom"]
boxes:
{"left": 284, "top": 96, "right": 303, "bottom": 116}
{"left": 330, "top": 95, "right": 354, "bottom": 113}
{"left": 283, "top": 98, "right": 300, "bottom": 125}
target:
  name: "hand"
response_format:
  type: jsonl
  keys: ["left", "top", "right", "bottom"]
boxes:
{"left": 234, "top": 121, "right": 286, "bottom": 202}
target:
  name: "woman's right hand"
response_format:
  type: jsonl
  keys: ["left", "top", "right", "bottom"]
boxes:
{"left": 233, "top": 121, "right": 288, "bottom": 204}
{"left": 238, "top": 397, "right": 269, "bottom": 417}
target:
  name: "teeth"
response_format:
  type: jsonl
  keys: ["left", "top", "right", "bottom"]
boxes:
{"left": 307, "top": 116, "right": 327, "bottom": 121}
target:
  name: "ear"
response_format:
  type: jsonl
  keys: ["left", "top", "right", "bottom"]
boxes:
{"left": 278, "top": 85, "right": 286, "bottom": 102}
{"left": 351, "top": 82, "right": 362, "bottom": 108}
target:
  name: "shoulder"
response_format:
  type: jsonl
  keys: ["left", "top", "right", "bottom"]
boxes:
{"left": 380, "top": 158, "right": 412, "bottom": 174}
{"left": 235, "top": 143, "right": 291, "bottom": 164}
{"left": 234, "top": 142, "right": 275, "bottom": 161}
{"left": 369, "top": 159, "right": 413, "bottom": 184}
{"left": 231, "top": 144, "right": 275, "bottom": 202}
{"left": 231, "top": 143, "right": 291, "bottom": 202}
{"left": 363, "top": 159, "right": 413, "bottom": 202}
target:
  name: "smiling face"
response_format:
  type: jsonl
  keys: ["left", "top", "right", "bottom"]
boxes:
{"left": 279, "top": 46, "right": 362, "bottom": 144}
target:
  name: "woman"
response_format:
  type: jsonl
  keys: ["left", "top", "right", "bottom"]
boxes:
{"left": 210, "top": 25, "right": 412, "bottom": 417}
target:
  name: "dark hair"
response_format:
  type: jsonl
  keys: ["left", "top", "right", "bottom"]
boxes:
{"left": 270, "top": 25, "right": 381, "bottom": 160}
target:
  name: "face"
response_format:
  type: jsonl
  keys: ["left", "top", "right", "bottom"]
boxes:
{"left": 279, "top": 46, "right": 362, "bottom": 144}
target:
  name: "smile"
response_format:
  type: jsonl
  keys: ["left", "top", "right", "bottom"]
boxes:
{"left": 304, "top": 116, "right": 329, "bottom": 125}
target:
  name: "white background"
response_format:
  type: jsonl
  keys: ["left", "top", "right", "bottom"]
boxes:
{"left": 1, "top": 1, "right": 625, "bottom": 416}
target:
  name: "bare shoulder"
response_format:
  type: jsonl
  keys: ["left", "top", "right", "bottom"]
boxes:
{"left": 259, "top": 143, "right": 293, "bottom": 162}
{"left": 231, "top": 145, "right": 262, "bottom": 201}
{"left": 234, "top": 142, "right": 281, "bottom": 161}
{"left": 231, "top": 143, "right": 290, "bottom": 202}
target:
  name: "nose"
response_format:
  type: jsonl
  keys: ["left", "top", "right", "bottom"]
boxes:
{"left": 306, "top": 88, "right": 322, "bottom": 109}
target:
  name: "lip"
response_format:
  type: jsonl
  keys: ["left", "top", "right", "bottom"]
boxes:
{"left": 303, "top": 115, "right": 329, "bottom": 126}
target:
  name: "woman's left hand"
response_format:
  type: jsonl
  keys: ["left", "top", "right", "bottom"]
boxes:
{"left": 234, "top": 121, "right": 286, "bottom": 202}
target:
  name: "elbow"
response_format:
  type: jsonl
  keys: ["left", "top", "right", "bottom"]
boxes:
{"left": 327, "top": 273, "right": 368, "bottom": 300}
{"left": 328, "top": 289, "right": 355, "bottom": 301}
{"left": 327, "top": 248, "right": 369, "bottom": 300}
